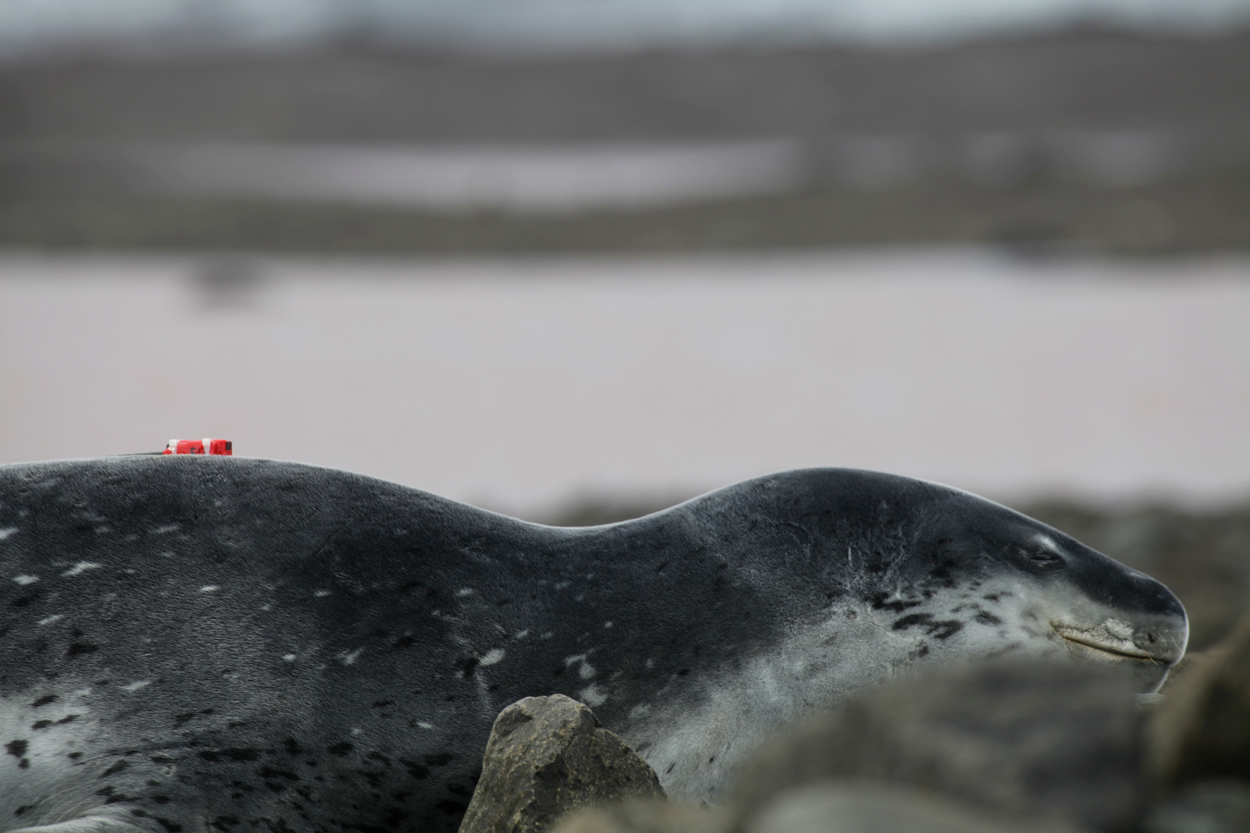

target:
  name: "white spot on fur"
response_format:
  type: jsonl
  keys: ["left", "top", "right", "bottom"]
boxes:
{"left": 514, "top": 629, "right": 530, "bottom": 640}
{"left": 283, "top": 654, "right": 297, "bottom": 662}
{"left": 339, "top": 648, "right": 364, "bottom": 666}
{"left": 38, "top": 614, "right": 64, "bottom": 626}
{"left": 62, "top": 562, "right": 102, "bottom": 577}
{"left": 565, "top": 653, "right": 597, "bottom": 680}
{"left": 152, "top": 524, "right": 180, "bottom": 535}
{"left": 480, "top": 649, "right": 506, "bottom": 666}
{"left": 604, "top": 621, "right": 614, "bottom": 629}
{"left": 456, "top": 588, "right": 475, "bottom": 597}
{"left": 314, "top": 590, "right": 331, "bottom": 598}
{"left": 541, "top": 631, "right": 554, "bottom": 639}
{"left": 122, "top": 680, "right": 152, "bottom": 692}
{"left": 579, "top": 684, "right": 608, "bottom": 707}
{"left": 645, "top": 658, "right": 655, "bottom": 669}
{"left": 351, "top": 727, "right": 362, "bottom": 736}
{"left": 200, "top": 585, "right": 220, "bottom": 593}
{"left": 417, "top": 722, "right": 434, "bottom": 730}
{"left": 0, "top": 527, "right": 18, "bottom": 541}
{"left": 13, "top": 575, "right": 38, "bottom": 585}
{"left": 629, "top": 704, "right": 651, "bottom": 720}
{"left": 554, "top": 581, "right": 571, "bottom": 590}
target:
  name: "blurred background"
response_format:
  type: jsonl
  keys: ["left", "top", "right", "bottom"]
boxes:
{"left": 1, "top": 1, "right": 1248, "bottom": 648}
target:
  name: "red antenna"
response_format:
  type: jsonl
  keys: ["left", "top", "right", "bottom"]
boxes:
{"left": 163, "top": 439, "right": 233, "bottom": 456}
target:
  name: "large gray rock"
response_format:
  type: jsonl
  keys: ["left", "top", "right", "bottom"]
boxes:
{"left": 730, "top": 658, "right": 1144, "bottom": 832}
{"left": 458, "top": 695, "right": 665, "bottom": 833}
{"left": 1150, "top": 611, "right": 1250, "bottom": 786}
{"left": 745, "top": 784, "right": 1084, "bottom": 833}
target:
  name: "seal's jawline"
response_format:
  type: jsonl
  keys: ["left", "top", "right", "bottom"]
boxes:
{"left": 1052, "top": 626, "right": 1159, "bottom": 663}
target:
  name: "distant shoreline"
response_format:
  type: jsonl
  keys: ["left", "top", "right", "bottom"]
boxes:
{"left": 3, "top": 29, "right": 1246, "bottom": 255}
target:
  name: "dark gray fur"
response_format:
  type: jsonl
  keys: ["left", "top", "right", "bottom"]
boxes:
{"left": 0, "top": 458, "right": 1186, "bottom": 833}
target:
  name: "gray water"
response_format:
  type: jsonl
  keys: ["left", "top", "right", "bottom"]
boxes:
{"left": 2, "top": 249, "right": 1247, "bottom": 517}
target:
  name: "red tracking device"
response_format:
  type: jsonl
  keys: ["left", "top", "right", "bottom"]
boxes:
{"left": 163, "top": 438, "right": 233, "bottom": 455}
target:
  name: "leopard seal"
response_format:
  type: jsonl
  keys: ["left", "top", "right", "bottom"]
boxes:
{"left": 0, "top": 457, "right": 1187, "bottom": 833}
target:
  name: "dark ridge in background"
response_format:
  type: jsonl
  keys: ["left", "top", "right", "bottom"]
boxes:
{"left": 1, "top": 26, "right": 1247, "bottom": 253}
{"left": 3, "top": 28, "right": 1248, "bottom": 142}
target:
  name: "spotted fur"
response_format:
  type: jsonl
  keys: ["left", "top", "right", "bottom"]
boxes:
{"left": 0, "top": 459, "right": 1186, "bottom": 833}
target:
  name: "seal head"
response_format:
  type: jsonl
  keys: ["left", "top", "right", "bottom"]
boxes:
{"left": 615, "top": 468, "right": 1187, "bottom": 797}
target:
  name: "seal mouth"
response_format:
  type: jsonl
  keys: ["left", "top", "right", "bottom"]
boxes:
{"left": 1052, "top": 625, "right": 1162, "bottom": 663}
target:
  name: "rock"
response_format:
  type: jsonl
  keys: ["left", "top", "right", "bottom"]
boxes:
{"left": 1143, "top": 780, "right": 1250, "bottom": 833}
{"left": 552, "top": 800, "right": 725, "bottom": 833}
{"left": 1150, "top": 610, "right": 1250, "bottom": 787}
{"left": 730, "top": 658, "right": 1143, "bottom": 832}
{"left": 744, "top": 784, "right": 1084, "bottom": 833}
{"left": 458, "top": 695, "right": 665, "bottom": 833}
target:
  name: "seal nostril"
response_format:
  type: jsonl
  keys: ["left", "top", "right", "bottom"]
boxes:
{"left": 1131, "top": 625, "right": 1185, "bottom": 663}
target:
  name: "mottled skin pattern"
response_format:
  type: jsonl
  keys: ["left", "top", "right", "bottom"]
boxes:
{"left": 0, "top": 458, "right": 1187, "bottom": 833}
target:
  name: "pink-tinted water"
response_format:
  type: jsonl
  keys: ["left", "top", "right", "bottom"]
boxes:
{"left": 1, "top": 249, "right": 1247, "bottom": 516}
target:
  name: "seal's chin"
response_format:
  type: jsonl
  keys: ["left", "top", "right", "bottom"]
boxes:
{"left": 1051, "top": 623, "right": 1174, "bottom": 693}
{"left": 1052, "top": 626, "right": 1161, "bottom": 662}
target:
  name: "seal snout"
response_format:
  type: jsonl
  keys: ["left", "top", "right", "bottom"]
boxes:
{"left": 1052, "top": 612, "right": 1187, "bottom": 667}
{"left": 1131, "top": 619, "right": 1188, "bottom": 665}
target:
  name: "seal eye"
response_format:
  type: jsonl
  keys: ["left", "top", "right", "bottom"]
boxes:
{"left": 1020, "top": 547, "right": 1065, "bottom": 570}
